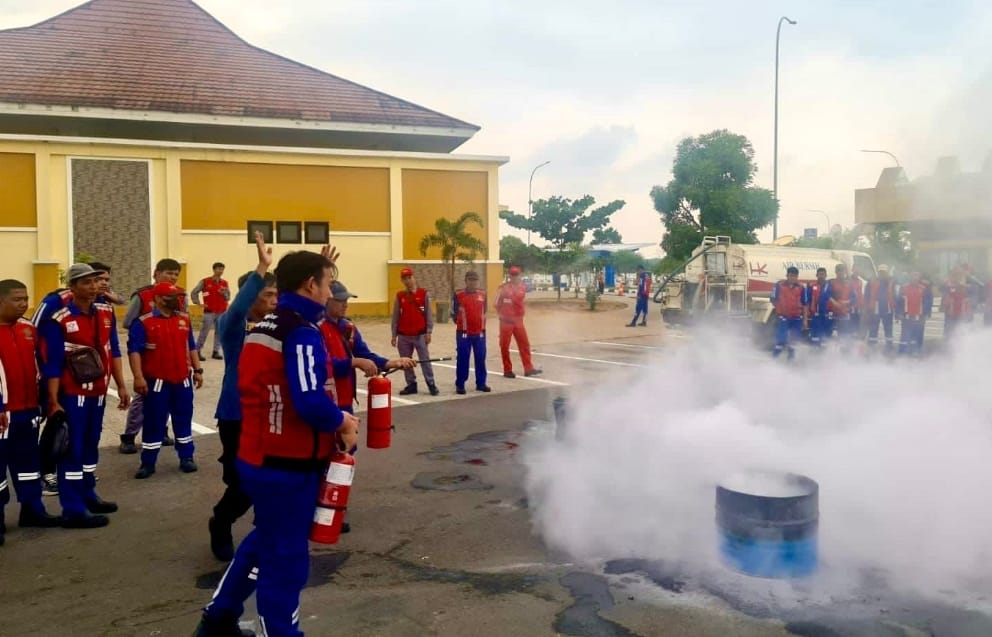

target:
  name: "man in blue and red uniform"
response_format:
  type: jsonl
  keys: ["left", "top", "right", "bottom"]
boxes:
{"left": 119, "top": 258, "right": 186, "bottom": 454}
{"left": 37, "top": 264, "right": 130, "bottom": 528}
{"left": 821, "top": 263, "right": 858, "bottom": 347}
{"left": 452, "top": 271, "right": 490, "bottom": 395}
{"left": 128, "top": 282, "right": 203, "bottom": 479}
{"left": 770, "top": 266, "right": 807, "bottom": 358}
{"left": 0, "top": 280, "right": 61, "bottom": 545}
{"left": 864, "top": 264, "right": 897, "bottom": 352}
{"left": 806, "top": 267, "right": 830, "bottom": 346}
{"left": 321, "top": 281, "right": 414, "bottom": 415}
{"left": 942, "top": 268, "right": 971, "bottom": 342}
{"left": 195, "top": 250, "right": 359, "bottom": 637}
{"left": 191, "top": 262, "right": 230, "bottom": 361}
{"left": 626, "top": 265, "right": 651, "bottom": 327}
{"left": 897, "top": 271, "right": 932, "bottom": 356}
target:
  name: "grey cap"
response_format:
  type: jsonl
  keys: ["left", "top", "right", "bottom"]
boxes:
{"left": 331, "top": 281, "right": 357, "bottom": 301}
{"left": 66, "top": 263, "right": 106, "bottom": 283}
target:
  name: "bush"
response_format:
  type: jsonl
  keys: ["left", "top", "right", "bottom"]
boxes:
{"left": 585, "top": 286, "right": 600, "bottom": 310}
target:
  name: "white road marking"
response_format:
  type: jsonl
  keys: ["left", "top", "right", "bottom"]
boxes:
{"left": 107, "top": 387, "right": 216, "bottom": 435}
{"left": 592, "top": 341, "right": 663, "bottom": 350}
{"left": 510, "top": 349, "right": 647, "bottom": 368}
{"left": 432, "top": 362, "right": 568, "bottom": 386}
{"left": 355, "top": 387, "right": 419, "bottom": 406}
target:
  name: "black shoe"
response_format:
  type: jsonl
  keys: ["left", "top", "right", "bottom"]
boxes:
{"left": 639, "top": 322, "right": 647, "bottom": 327}
{"left": 524, "top": 369, "right": 543, "bottom": 377}
{"left": 208, "top": 516, "right": 235, "bottom": 562}
{"left": 626, "top": 322, "right": 636, "bottom": 327}
{"left": 503, "top": 371, "right": 516, "bottom": 379}
{"left": 135, "top": 464, "right": 156, "bottom": 479}
{"left": 61, "top": 512, "right": 110, "bottom": 529}
{"left": 192, "top": 613, "right": 255, "bottom": 637}
{"left": 162, "top": 434, "right": 174, "bottom": 447}
{"left": 85, "top": 496, "right": 118, "bottom": 514}
{"left": 41, "top": 474, "right": 58, "bottom": 497}
{"left": 456, "top": 386, "right": 466, "bottom": 395}
{"left": 399, "top": 383, "right": 418, "bottom": 396}
{"left": 476, "top": 385, "right": 492, "bottom": 393}
{"left": 119, "top": 436, "right": 138, "bottom": 454}
{"left": 341, "top": 521, "right": 351, "bottom": 534}
{"left": 19, "top": 507, "right": 61, "bottom": 528}
{"left": 427, "top": 383, "right": 440, "bottom": 396}
{"left": 212, "top": 353, "right": 223, "bottom": 360}
{"left": 180, "top": 458, "right": 199, "bottom": 473}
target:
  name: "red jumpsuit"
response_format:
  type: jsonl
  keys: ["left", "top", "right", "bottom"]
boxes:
{"left": 496, "top": 281, "right": 535, "bottom": 374}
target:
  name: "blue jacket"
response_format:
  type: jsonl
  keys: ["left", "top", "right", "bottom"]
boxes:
{"left": 215, "top": 273, "right": 266, "bottom": 421}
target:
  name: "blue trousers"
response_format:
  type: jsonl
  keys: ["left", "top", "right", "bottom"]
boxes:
{"left": 809, "top": 315, "right": 832, "bottom": 346}
{"left": 899, "top": 317, "right": 926, "bottom": 354}
{"left": 773, "top": 317, "right": 803, "bottom": 358}
{"left": 58, "top": 394, "right": 106, "bottom": 516}
{"left": 141, "top": 376, "right": 195, "bottom": 466}
{"left": 0, "top": 409, "right": 46, "bottom": 515}
{"left": 866, "top": 313, "right": 894, "bottom": 347}
{"left": 631, "top": 297, "right": 648, "bottom": 324}
{"left": 206, "top": 460, "right": 320, "bottom": 637}
{"left": 455, "top": 332, "right": 487, "bottom": 389}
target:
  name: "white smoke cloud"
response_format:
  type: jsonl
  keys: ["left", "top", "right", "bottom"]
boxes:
{"left": 524, "top": 326, "right": 992, "bottom": 601}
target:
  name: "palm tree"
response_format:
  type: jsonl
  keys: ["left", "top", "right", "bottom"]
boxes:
{"left": 418, "top": 212, "right": 487, "bottom": 299}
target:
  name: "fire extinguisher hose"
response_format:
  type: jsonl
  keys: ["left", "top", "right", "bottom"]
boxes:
{"left": 382, "top": 357, "right": 452, "bottom": 376}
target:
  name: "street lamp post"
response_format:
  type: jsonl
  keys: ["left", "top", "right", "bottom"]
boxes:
{"left": 527, "top": 160, "right": 551, "bottom": 246}
{"left": 773, "top": 15, "right": 797, "bottom": 241}
{"left": 859, "top": 149, "right": 901, "bottom": 167}
{"left": 805, "top": 209, "right": 831, "bottom": 235}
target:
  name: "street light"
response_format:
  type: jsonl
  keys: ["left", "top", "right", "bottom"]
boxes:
{"left": 805, "top": 209, "right": 832, "bottom": 234}
{"left": 527, "top": 160, "right": 551, "bottom": 246}
{"left": 859, "top": 149, "right": 901, "bottom": 167}
{"left": 773, "top": 15, "right": 797, "bottom": 241}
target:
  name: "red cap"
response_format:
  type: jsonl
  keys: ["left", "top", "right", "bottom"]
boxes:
{"left": 509, "top": 266, "right": 522, "bottom": 276}
{"left": 400, "top": 268, "right": 414, "bottom": 278}
{"left": 152, "top": 281, "right": 181, "bottom": 296}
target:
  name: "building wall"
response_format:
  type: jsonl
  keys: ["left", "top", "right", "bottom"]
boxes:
{"left": 0, "top": 138, "right": 504, "bottom": 315}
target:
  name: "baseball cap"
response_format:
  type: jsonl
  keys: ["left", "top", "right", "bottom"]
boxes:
{"left": 66, "top": 263, "right": 106, "bottom": 283}
{"left": 152, "top": 281, "right": 181, "bottom": 296}
{"left": 400, "top": 267, "right": 414, "bottom": 278}
{"left": 508, "top": 266, "right": 522, "bottom": 276}
{"left": 331, "top": 281, "right": 357, "bottom": 301}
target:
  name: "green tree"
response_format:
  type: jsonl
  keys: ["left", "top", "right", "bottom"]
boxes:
{"left": 611, "top": 250, "right": 645, "bottom": 277}
{"left": 501, "top": 195, "right": 625, "bottom": 299}
{"left": 651, "top": 129, "right": 777, "bottom": 263}
{"left": 592, "top": 226, "right": 623, "bottom": 244}
{"left": 418, "top": 212, "right": 487, "bottom": 299}
{"left": 499, "top": 235, "right": 543, "bottom": 272}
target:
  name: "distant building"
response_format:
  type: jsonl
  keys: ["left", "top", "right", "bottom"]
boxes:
{"left": 855, "top": 155, "right": 992, "bottom": 278}
{"left": 0, "top": 0, "right": 506, "bottom": 314}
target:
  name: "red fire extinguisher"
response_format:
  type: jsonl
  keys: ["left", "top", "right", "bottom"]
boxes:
{"left": 366, "top": 374, "right": 392, "bottom": 449}
{"left": 310, "top": 450, "right": 355, "bottom": 544}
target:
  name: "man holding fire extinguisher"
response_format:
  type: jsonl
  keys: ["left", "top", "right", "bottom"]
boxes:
{"left": 194, "top": 251, "right": 359, "bottom": 637}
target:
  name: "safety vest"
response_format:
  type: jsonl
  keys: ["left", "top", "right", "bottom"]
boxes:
{"left": 319, "top": 318, "right": 356, "bottom": 410}
{"left": 496, "top": 282, "right": 526, "bottom": 321}
{"left": 238, "top": 307, "right": 335, "bottom": 471}
{"left": 395, "top": 288, "right": 428, "bottom": 336}
{"left": 901, "top": 283, "right": 927, "bottom": 318}
{"left": 943, "top": 284, "right": 970, "bottom": 319}
{"left": 200, "top": 277, "right": 229, "bottom": 314}
{"left": 454, "top": 289, "right": 486, "bottom": 335}
{"left": 827, "top": 279, "right": 854, "bottom": 317}
{"left": 50, "top": 302, "right": 115, "bottom": 397}
{"left": 0, "top": 318, "right": 40, "bottom": 412}
{"left": 136, "top": 310, "right": 193, "bottom": 383}
{"left": 865, "top": 279, "right": 896, "bottom": 314}
{"left": 808, "top": 282, "right": 827, "bottom": 317}
{"left": 637, "top": 273, "right": 652, "bottom": 298}
{"left": 134, "top": 285, "right": 188, "bottom": 314}
{"left": 772, "top": 281, "right": 805, "bottom": 319}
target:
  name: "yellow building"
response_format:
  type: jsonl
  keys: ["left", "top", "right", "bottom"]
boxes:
{"left": 0, "top": 0, "right": 507, "bottom": 316}
{"left": 855, "top": 155, "right": 992, "bottom": 278}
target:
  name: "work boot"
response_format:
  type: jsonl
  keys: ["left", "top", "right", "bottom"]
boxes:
{"left": 85, "top": 496, "right": 119, "bottom": 514}
{"left": 456, "top": 386, "right": 466, "bottom": 395}
{"left": 625, "top": 322, "right": 636, "bottom": 327}
{"left": 212, "top": 352, "right": 223, "bottom": 360}
{"left": 61, "top": 512, "right": 109, "bottom": 529}
{"left": 119, "top": 435, "right": 138, "bottom": 454}
{"left": 503, "top": 371, "right": 516, "bottom": 379}
{"left": 162, "top": 433, "right": 174, "bottom": 447}
{"left": 208, "top": 516, "right": 235, "bottom": 562}
{"left": 399, "top": 383, "right": 418, "bottom": 395}
{"left": 19, "top": 507, "right": 61, "bottom": 528}
{"left": 427, "top": 382, "right": 440, "bottom": 396}
{"left": 180, "top": 458, "right": 199, "bottom": 473}
{"left": 192, "top": 612, "right": 255, "bottom": 637}
{"left": 41, "top": 474, "right": 58, "bottom": 496}
{"left": 135, "top": 464, "right": 156, "bottom": 479}
{"left": 524, "top": 369, "right": 543, "bottom": 377}
{"left": 639, "top": 322, "right": 647, "bottom": 327}
{"left": 476, "top": 385, "right": 492, "bottom": 393}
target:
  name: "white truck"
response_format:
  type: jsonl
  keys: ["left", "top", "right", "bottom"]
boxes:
{"left": 656, "top": 236, "right": 876, "bottom": 330}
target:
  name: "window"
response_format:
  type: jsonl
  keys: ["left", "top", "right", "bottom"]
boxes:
{"left": 304, "top": 221, "right": 330, "bottom": 245}
{"left": 247, "top": 220, "right": 273, "bottom": 244}
{"left": 276, "top": 221, "right": 302, "bottom": 244}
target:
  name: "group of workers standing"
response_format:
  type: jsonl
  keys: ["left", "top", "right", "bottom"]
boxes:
{"left": 770, "top": 262, "right": 982, "bottom": 358}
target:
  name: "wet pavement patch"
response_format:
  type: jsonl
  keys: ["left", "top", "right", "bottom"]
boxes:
{"left": 381, "top": 552, "right": 539, "bottom": 596}
{"left": 604, "top": 559, "right": 686, "bottom": 594}
{"left": 411, "top": 471, "right": 492, "bottom": 491}
{"left": 420, "top": 430, "right": 524, "bottom": 466}
{"left": 555, "top": 572, "right": 642, "bottom": 637}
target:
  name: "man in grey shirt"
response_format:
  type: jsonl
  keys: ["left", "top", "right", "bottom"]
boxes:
{"left": 390, "top": 268, "right": 439, "bottom": 395}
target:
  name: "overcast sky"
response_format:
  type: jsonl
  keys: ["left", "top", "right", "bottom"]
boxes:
{"left": 3, "top": 0, "right": 991, "bottom": 256}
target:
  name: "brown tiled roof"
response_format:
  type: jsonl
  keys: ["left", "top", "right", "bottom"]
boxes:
{"left": 0, "top": 0, "right": 478, "bottom": 132}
